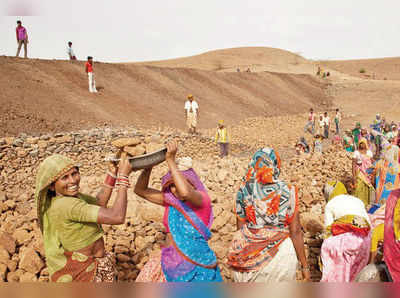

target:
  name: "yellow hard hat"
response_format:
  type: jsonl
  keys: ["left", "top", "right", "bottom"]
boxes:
{"left": 187, "top": 94, "right": 193, "bottom": 99}
{"left": 218, "top": 120, "right": 224, "bottom": 125}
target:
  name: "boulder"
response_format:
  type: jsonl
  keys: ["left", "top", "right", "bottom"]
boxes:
{"left": 0, "top": 247, "right": 10, "bottom": 265}
{"left": 134, "top": 236, "right": 147, "bottom": 251}
{"left": 0, "top": 232, "right": 16, "bottom": 254}
{"left": 300, "top": 212, "right": 324, "bottom": 235}
{"left": 138, "top": 204, "right": 164, "bottom": 223}
{"left": 19, "top": 272, "right": 38, "bottom": 282}
{"left": 13, "top": 230, "right": 32, "bottom": 246}
{"left": 217, "top": 169, "right": 229, "bottom": 183}
{"left": 116, "top": 254, "right": 130, "bottom": 263}
{"left": 7, "top": 260, "right": 17, "bottom": 272}
{"left": 19, "top": 248, "right": 45, "bottom": 274}
{"left": 7, "top": 269, "right": 23, "bottom": 282}
{"left": 0, "top": 263, "right": 6, "bottom": 281}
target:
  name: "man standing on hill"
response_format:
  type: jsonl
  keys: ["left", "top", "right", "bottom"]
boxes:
{"left": 323, "top": 112, "right": 331, "bottom": 139}
{"left": 304, "top": 108, "right": 315, "bottom": 135}
{"left": 184, "top": 94, "right": 199, "bottom": 134}
{"left": 85, "top": 56, "right": 98, "bottom": 93}
{"left": 15, "top": 20, "right": 28, "bottom": 58}
{"left": 215, "top": 120, "right": 230, "bottom": 158}
{"left": 67, "top": 42, "right": 77, "bottom": 60}
{"left": 334, "top": 108, "right": 341, "bottom": 135}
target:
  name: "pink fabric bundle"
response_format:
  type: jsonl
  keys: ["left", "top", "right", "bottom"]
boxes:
{"left": 321, "top": 232, "right": 371, "bottom": 282}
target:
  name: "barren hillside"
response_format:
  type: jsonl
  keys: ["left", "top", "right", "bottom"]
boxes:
{"left": 321, "top": 57, "right": 400, "bottom": 81}
{"left": 135, "top": 47, "right": 316, "bottom": 74}
{"left": 0, "top": 52, "right": 329, "bottom": 136}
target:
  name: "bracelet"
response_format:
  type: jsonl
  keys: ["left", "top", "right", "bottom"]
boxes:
{"left": 116, "top": 182, "right": 130, "bottom": 189}
{"left": 117, "top": 179, "right": 129, "bottom": 185}
{"left": 104, "top": 174, "right": 116, "bottom": 188}
{"left": 116, "top": 178, "right": 130, "bottom": 188}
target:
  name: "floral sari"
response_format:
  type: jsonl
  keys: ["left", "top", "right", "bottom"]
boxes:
{"left": 227, "top": 148, "right": 298, "bottom": 281}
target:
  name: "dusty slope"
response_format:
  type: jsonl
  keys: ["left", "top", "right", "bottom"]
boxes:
{"left": 327, "top": 79, "right": 400, "bottom": 128}
{"left": 135, "top": 47, "right": 316, "bottom": 74}
{"left": 0, "top": 55, "right": 329, "bottom": 136}
{"left": 321, "top": 57, "right": 400, "bottom": 80}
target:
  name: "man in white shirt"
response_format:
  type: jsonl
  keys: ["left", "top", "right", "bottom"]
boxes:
{"left": 67, "top": 41, "right": 76, "bottom": 60}
{"left": 184, "top": 94, "right": 199, "bottom": 134}
{"left": 323, "top": 112, "right": 330, "bottom": 139}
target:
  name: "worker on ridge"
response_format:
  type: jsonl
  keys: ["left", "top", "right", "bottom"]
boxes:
{"left": 85, "top": 56, "right": 98, "bottom": 93}
{"left": 16, "top": 20, "right": 28, "bottom": 58}
{"left": 184, "top": 94, "right": 199, "bottom": 134}
{"left": 67, "top": 42, "right": 77, "bottom": 60}
{"left": 215, "top": 120, "right": 230, "bottom": 158}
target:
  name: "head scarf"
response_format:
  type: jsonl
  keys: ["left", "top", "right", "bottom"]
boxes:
{"left": 324, "top": 181, "right": 348, "bottom": 201}
{"left": 358, "top": 138, "right": 369, "bottom": 149}
{"left": 236, "top": 148, "right": 297, "bottom": 230}
{"left": 297, "top": 137, "right": 309, "bottom": 152}
{"left": 161, "top": 166, "right": 206, "bottom": 193}
{"left": 35, "top": 154, "right": 78, "bottom": 232}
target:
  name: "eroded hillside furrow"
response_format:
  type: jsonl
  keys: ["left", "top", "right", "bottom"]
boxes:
{"left": 0, "top": 56, "right": 329, "bottom": 136}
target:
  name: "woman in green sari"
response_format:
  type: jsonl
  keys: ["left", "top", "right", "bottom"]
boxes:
{"left": 35, "top": 154, "right": 133, "bottom": 282}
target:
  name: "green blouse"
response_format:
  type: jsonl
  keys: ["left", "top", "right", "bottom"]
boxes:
{"left": 43, "top": 193, "right": 104, "bottom": 277}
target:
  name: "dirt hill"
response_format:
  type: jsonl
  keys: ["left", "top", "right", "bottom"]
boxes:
{"left": 0, "top": 49, "right": 329, "bottom": 136}
{"left": 321, "top": 57, "right": 400, "bottom": 81}
{"left": 135, "top": 47, "right": 316, "bottom": 74}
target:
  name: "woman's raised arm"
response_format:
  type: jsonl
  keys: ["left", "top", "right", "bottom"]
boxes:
{"left": 97, "top": 157, "right": 132, "bottom": 225}
{"left": 165, "top": 141, "right": 203, "bottom": 207}
{"left": 134, "top": 167, "right": 164, "bottom": 206}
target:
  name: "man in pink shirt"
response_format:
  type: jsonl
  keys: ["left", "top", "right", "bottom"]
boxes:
{"left": 16, "top": 20, "right": 28, "bottom": 58}
{"left": 304, "top": 108, "right": 315, "bottom": 135}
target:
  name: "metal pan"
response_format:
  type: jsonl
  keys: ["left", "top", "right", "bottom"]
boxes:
{"left": 105, "top": 148, "right": 167, "bottom": 170}
{"left": 129, "top": 148, "right": 167, "bottom": 170}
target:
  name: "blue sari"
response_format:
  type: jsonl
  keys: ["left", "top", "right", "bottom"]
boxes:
{"left": 161, "top": 169, "right": 222, "bottom": 282}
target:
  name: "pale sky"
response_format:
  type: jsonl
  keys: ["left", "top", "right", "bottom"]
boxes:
{"left": 1, "top": 0, "right": 400, "bottom": 63}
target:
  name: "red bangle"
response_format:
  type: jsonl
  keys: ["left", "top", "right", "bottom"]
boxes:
{"left": 117, "top": 178, "right": 129, "bottom": 183}
{"left": 116, "top": 181, "right": 130, "bottom": 188}
{"left": 104, "top": 174, "right": 116, "bottom": 187}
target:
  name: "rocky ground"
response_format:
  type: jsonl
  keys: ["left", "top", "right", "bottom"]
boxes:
{"left": 0, "top": 113, "right": 354, "bottom": 282}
